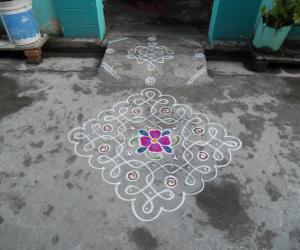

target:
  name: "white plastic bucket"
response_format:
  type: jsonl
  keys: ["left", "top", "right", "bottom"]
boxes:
{"left": 0, "top": 0, "right": 41, "bottom": 45}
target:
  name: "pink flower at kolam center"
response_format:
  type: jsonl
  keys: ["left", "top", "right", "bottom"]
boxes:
{"left": 137, "top": 129, "right": 173, "bottom": 154}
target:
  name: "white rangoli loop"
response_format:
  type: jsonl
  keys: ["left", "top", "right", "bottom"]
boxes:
{"left": 165, "top": 176, "right": 177, "bottom": 189}
{"left": 127, "top": 37, "right": 175, "bottom": 71}
{"left": 145, "top": 77, "right": 156, "bottom": 85}
{"left": 126, "top": 170, "right": 140, "bottom": 181}
{"left": 105, "top": 48, "right": 115, "bottom": 54}
{"left": 148, "top": 37, "right": 157, "bottom": 42}
{"left": 68, "top": 88, "right": 242, "bottom": 221}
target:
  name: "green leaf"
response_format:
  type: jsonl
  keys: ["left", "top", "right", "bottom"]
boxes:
{"left": 261, "top": 0, "right": 299, "bottom": 28}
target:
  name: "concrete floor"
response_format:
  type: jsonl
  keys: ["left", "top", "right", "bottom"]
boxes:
{"left": 0, "top": 43, "right": 300, "bottom": 250}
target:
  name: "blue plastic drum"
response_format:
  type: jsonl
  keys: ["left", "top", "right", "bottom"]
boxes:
{"left": 0, "top": 0, "right": 41, "bottom": 45}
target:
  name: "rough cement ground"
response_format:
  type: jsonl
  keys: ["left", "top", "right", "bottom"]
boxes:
{"left": 0, "top": 51, "right": 300, "bottom": 250}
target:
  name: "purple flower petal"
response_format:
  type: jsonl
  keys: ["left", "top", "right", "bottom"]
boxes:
{"left": 150, "top": 130, "right": 161, "bottom": 139}
{"left": 140, "top": 136, "right": 151, "bottom": 147}
{"left": 159, "top": 136, "right": 171, "bottom": 145}
{"left": 149, "top": 143, "right": 163, "bottom": 152}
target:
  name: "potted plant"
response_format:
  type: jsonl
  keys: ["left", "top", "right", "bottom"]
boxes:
{"left": 252, "top": 0, "right": 300, "bottom": 52}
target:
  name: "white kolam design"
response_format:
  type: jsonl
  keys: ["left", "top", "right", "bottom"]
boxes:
{"left": 145, "top": 77, "right": 156, "bottom": 86}
{"left": 127, "top": 37, "right": 175, "bottom": 71}
{"left": 105, "top": 48, "right": 115, "bottom": 54}
{"left": 68, "top": 88, "right": 242, "bottom": 221}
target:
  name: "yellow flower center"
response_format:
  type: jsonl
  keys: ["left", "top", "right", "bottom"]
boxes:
{"left": 151, "top": 138, "right": 158, "bottom": 144}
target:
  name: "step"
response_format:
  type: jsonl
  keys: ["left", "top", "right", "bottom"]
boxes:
{"left": 99, "top": 32, "right": 210, "bottom": 86}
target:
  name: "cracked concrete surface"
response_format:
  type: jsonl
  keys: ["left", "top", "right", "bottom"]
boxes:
{"left": 0, "top": 51, "right": 300, "bottom": 250}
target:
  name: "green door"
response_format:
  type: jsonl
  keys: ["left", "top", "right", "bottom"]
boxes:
{"left": 55, "top": 0, "right": 105, "bottom": 39}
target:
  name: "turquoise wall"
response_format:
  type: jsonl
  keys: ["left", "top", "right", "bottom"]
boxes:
{"left": 54, "top": 0, "right": 105, "bottom": 39}
{"left": 32, "top": 0, "right": 62, "bottom": 35}
{"left": 209, "top": 0, "right": 300, "bottom": 43}
{"left": 209, "top": 0, "right": 262, "bottom": 43}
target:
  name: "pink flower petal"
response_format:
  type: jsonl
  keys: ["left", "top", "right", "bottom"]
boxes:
{"left": 159, "top": 136, "right": 171, "bottom": 145}
{"left": 140, "top": 136, "right": 151, "bottom": 147}
{"left": 150, "top": 130, "right": 161, "bottom": 138}
{"left": 149, "top": 143, "right": 163, "bottom": 152}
